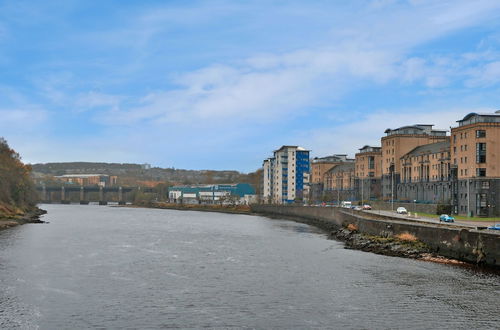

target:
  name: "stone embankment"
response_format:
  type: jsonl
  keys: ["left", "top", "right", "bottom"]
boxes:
{"left": 251, "top": 205, "right": 500, "bottom": 268}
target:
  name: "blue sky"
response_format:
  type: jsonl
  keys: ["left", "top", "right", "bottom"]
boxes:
{"left": 2, "top": 0, "right": 500, "bottom": 172}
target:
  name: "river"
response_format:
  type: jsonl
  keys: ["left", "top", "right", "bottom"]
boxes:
{"left": 0, "top": 204, "right": 498, "bottom": 329}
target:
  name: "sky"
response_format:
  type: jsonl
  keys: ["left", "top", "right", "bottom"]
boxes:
{"left": 1, "top": 0, "right": 500, "bottom": 172}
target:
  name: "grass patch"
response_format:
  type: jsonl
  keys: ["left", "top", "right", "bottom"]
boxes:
{"left": 416, "top": 212, "right": 499, "bottom": 222}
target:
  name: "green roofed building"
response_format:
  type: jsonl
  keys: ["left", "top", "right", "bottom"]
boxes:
{"left": 168, "top": 183, "right": 256, "bottom": 204}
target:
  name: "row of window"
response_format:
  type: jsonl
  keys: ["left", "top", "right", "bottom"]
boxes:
{"left": 453, "top": 130, "right": 486, "bottom": 142}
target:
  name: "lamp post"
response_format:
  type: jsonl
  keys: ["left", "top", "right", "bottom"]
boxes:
{"left": 390, "top": 164, "right": 394, "bottom": 212}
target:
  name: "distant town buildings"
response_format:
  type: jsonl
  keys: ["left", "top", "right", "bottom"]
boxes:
{"left": 262, "top": 146, "right": 310, "bottom": 204}
{"left": 261, "top": 110, "right": 500, "bottom": 216}
{"left": 54, "top": 174, "right": 118, "bottom": 187}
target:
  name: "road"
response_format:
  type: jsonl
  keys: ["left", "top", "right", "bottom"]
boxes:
{"left": 363, "top": 209, "right": 498, "bottom": 230}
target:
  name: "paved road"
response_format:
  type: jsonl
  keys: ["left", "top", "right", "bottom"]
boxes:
{"left": 363, "top": 209, "right": 498, "bottom": 230}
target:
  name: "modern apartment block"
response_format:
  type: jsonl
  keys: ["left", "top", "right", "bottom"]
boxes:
{"left": 262, "top": 146, "right": 310, "bottom": 204}
{"left": 450, "top": 111, "right": 500, "bottom": 216}
{"left": 355, "top": 146, "right": 382, "bottom": 201}
{"left": 381, "top": 125, "right": 449, "bottom": 200}
{"left": 310, "top": 154, "right": 354, "bottom": 201}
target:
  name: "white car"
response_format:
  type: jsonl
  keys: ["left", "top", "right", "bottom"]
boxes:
{"left": 396, "top": 207, "right": 408, "bottom": 214}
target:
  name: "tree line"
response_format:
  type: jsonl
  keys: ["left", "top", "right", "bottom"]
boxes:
{"left": 0, "top": 138, "right": 38, "bottom": 214}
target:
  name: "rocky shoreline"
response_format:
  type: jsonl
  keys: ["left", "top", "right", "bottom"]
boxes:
{"left": 330, "top": 226, "right": 470, "bottom": 266}
{"left": 0, "top": 207, "right": 47, "bottom": 231}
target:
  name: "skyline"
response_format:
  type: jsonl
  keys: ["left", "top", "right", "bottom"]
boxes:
{"left": 2, "top": 0, "right": 500, "bottom": 172}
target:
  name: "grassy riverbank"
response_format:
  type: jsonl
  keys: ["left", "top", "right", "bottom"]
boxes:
{"left": 0, "top": 203, "right": 47, "bottom": 230}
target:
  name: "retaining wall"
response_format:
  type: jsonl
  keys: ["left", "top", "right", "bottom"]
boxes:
{"left": 251, "top": 205, "right": 500, "bottom": 267}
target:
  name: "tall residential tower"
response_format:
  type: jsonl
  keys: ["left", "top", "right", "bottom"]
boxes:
{"left": 262, "top": 146, "right": 310, "bottom": 204}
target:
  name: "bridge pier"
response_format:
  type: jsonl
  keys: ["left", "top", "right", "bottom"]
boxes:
{"left": 61, "top": 186, "right": 70, "bottom": 204}
{"left": 99, "top": 186, "right": 107, "bottom": 205}
{"left": 80, "top": 186, "right": 89, "bottom": 204}
{"left": 118, "top": 186, "right": 126, "bottom": 205}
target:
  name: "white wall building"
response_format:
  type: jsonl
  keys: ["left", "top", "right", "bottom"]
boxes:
{"left": 262, "top": 145, "right": 310, "bottom": 204}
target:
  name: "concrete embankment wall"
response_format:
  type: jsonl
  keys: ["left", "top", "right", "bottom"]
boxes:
{"left": 251, "top": 205, "right": 500, "bottom": 267}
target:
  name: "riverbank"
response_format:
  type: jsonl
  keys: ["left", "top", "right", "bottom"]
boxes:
{"left": 251, "top": 205, "right": 500, "bottom": 269}
{"left": 0, "top": 204, "right": 47, "bottom": 231}
{"left": 133, "top": 201, "right": 252, "bottom": 214}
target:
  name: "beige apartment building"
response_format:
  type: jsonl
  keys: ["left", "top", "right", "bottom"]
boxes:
{"left": 310, "top": 155, "right": 354, "bottom": 201}
{"left": 398, "top": 141, "right": 451, "bottom": 202}
{"left": 381, "top": 124, "right": 449, "bottom": 199}
{"left": 354, "top": 145, "right": 382, "bottom": 200}
{"left": 450, "top": 111, "right": 500, "bottom": 216}
{"left": 451, "top": 112, "right": 500, "bottom": 179}
{"left": 323, "top": 163, "right": 355, "bottom": 203}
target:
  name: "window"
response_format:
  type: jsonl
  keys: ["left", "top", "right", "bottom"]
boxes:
{"left": 465, "top": 157, "right": 467, "bottom": 163}
{"left": 476, "top": 130, "right": 486, "bottom": 138}
{"left": 453, "top": 134, "right": 456, "bottom": 143}
{"left": 476, "top": 143, "right": 486, "bottom": 163}
{"left": 477, "top": 168, "right": 486, "bottom": 177}
{"left": 482, "top": 181, "right": 489, "bottom": 188}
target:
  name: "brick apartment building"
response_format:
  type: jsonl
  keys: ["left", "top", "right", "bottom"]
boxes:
{"left": 323, "top": 163, "right": 355, "bottom": 203}
{"left": 450, "top": 111, "right": 500, "bottom": 216}
{"left": 397, "top": 141, "right": 451, "bottom": 203}
{"left": 381, "top": 125, "right": 449, "bottom": 200}
{"left": 310, "top": 155, "right": 353, "bottom": 202}
{"left": 354, "top": 145, "right": 382, "bottom": 201}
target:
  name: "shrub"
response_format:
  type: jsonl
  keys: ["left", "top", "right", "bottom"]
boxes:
{"left": 347, "top": 223, "right": 358, "bottom": 231}
{"left": 395, "top": 232, "right": 418, "bottom": 242}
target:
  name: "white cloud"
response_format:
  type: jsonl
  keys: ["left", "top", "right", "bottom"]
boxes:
{"left": 301, "top": 106, "right": 495, "bottom": 158}
{"left": 75, "top": 91, "right": 122, "bottom": 111}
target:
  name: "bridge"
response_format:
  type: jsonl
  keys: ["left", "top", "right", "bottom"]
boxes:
{"left": 36, "top": 185, "right": 154, "bottom": 205}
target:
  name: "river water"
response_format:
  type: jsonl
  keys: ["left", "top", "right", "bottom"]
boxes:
{"left": 0, "top": 204, "right": 498, "bottom": 329}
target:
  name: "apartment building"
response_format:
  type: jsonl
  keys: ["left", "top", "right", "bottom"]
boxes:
{"left": 310, "top": 154, "right": 354, "bottom": 202}
{"left": 262, "top": 146, "right": 310, "bottom": 204}
{"left": 450, "top": 111, "right": 500, "bottom": 216}
{"left": 323, "top": 163, "right": 355, "bottom": 203}
{"left": 398, "top": 141, "right": 451, "bottom": 203}
{"left": 262, "top": 158, "right": 273, "bottom": 203}
{"left": 354, "top": 146, "right": 382, "bottom": 201}
{"left": 381, "top": 124, "right": 449, "bottom": 200}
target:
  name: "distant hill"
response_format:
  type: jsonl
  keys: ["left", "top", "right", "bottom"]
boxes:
{"left": 31, "top": 162, "right": 261, "bottom": 189}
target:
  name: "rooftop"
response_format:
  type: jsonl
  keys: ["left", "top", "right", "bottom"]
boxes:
{"left": 456, "top": 111, "right": 500, "bottom": 127}
{"left": 402, "top": 141, "right": 450, "bottom": 158}
{"left": 384, "top": 124, "right": 447, "bottom": 137}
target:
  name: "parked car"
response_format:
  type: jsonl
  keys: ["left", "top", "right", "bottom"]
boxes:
{"left": 396, "top": 207, "right": 408, "bottom": 214}
{"left": 362, "top": 204, "right": 372, "bottom": 210}
{"left": 439, "top": 214, "right": 455, "bottom": 223}
{"left": 487, "top": 224, "right": 500, "bottom": 230}
{"left": 340, "top": 201, "right": 352, "bottom": 209}
{"left": 353, "top": 206, "right": 362, "bottom": 211}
